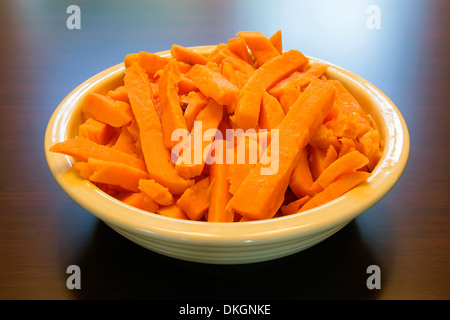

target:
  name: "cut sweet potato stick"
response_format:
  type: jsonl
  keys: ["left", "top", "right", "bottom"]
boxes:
{"left": 326, "top": 113, "right": 368, "bottom": 140}
{"left": 74, "top": 158, "right": 148, "bottom": 192}
{"left": 124, "top": 63, "right": 193, "bottom": 195}
{"left": 299, "top": 171, "right": 371, "bottom": 212}
{"left": 178, "top": 74, "right": 198, "bottom": 94}
{"left": 325, "top": 79, "right": 372, "bottom": 141}
{"left": 259, "top": 90, "right": 285, "bottom": 130}
{"left": 208, "top": 139, "right": 233, "bottom": 222}
{"left": 82, "top": 92, "right": 132, "bottom": 128}
{"left": 126, "top": 120, "right": 140, "bottom": 142}
{"left": 309, "top": 146, "right": 327, "bottom": 181}
{"left": 271, "top": 74, "right": 315, "bottom": 100}
{"left": 177, "top": 176, "right": 210, "bottom": 220}
{"left": 309, "top": 123, "right": 341, "bottom": 152}
{"left": 134, "top": 51, "right": 171, "bottom": 79}
{"left": 220, "top": 55, "right": 255, "bottom": 76}
{"left": 105, "top": 131, "right": 120, "bottom": 148}
{"left": 280, "top": 195, "right": 311, "bottom": 215}
{"left": 107, "top": 85, "right": 129, "bottom": 102}
{"left": 124, "top": 53, "right": 138, "bottom": 68}
{"left": 229, "top": 79, "right": 336, "bottom": 220}
{"left": 205, "top": 61, "right": 221, "bottom": 72}
{"left": 175, "top": 99, "right": 223, "bottom": 179}
{"left": 139, "top": 178, "right": 174, "bottom": 206}
{"left": 269, "top": 64, "right": 328, "bottom": 98}
{"left": 322, "top": 145, "right": 339, "bottom": 169}
{"left": 231, "top": 49, "right": 309, "bottom": 130}
{"left": 328, "top": 79, "right": 369, "bottom": 120}
{"left": 209, "top": 45, "right": 255, "bottom": 75}
{"left": 237, "top": 31, "right": 280, "bottom": 67}
{"left": 358, "top": 129, "right": 382, "bottom": 171}
{"left": 338, "top": 137, "right": 357, "bottom": 158}
{"left": 112, "top": 126, "right": 138, "bottom": 155}
{"left": 278, "top": 87, "right": 302, "bottom": 113}
{"left": 78, "top": 118, "right": 115, "bottom": 145}
{"left": 186, "top": 64, "right": 239, "bottom": 106}
{"left": 289, "top": 147, "right": 314, "bottom": 198}
{"left": 171, "top": 44, "right": 209, "bottom": 65}
{"left": 269, "top": 30, "right": 283, "bottom": 54}
{"left": 182, "top": 91, "right": 210, "bottom": 131}
{"left": 227, "top": 136, "right": 260, "bottom": 195}
{"left": 49, "top": 137, "right": 147, "bottom": 172}
{"left": 221, "top": 61, "right": 238, "bottom": 87}
{"left": 117, "top": 191, "right": 159, "bottom": 213}
{"left": 157, "top": 204, "right": 189, "bottom": 220}
{"left": 310, "top": 150, "right": 369, "bottom": 194}
{"left": 158, "top": 60, "right": 188, "bottom": 149}
{"left": 227, "top": 37, "right": 253, "bottom": 65}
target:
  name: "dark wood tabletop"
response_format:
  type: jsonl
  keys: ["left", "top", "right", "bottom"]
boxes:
{"left": 1, "top": 0, "right": 449, "bottom": 301}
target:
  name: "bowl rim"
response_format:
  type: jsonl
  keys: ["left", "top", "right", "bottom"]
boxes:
{"left": 44, "top": 45, "right": 410, "bottom": 246}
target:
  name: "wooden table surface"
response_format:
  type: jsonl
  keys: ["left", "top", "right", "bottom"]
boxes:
{"left": 1, "top": 0, "right": 449, "bottom": 301}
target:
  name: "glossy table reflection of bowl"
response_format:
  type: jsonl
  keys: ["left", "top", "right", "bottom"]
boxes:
{"left": 44, "top": 46, "right": 410, "bottom": 264}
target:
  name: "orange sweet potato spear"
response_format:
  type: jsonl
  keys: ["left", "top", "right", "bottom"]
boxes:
{"left": 139, "top": 178, "right": 174, "bottom": 206}
{"left": 171, "top": 44, "right": 209, "bottom": 65}
{"left": 107, "top": 85, "right": 129, "bottom": 103}
{"left": 157, "top": 204, "right": 189, "bottom": 220}
{"left": 124, "top": 53, "right": 138, "bottom": 68}
{"left": 82, "top": 92, "right": 133, "bottom": 128}
{"left": 308, "top": 123, "right": 341, "bottom": 152}
{"left": 280, "top": 195, "right": 311, "bottom": 215}
{"left": 49, "top": 137, "right": 147, "bottom": 172}
{"left": 338, "top": 137, "right": 357, "bottom": 157}
{"left": 176, "top": 176, "right": 210, "bottom": 220}
{"left": 221, "top": 59, "right": 249, "bottom": 91}
{"left": 358, "top": 129, "right": 382, "bottom": 171}
{"left": 116, "top": 191, "right": 159, "bottom": 213}
{"left": 299, "top": 171, "right": 371, "bottom": 212}
{"left": 237, "top": 31, "right": 280, "bottom": 67}
{"left": 124, "top": 63, "right": 193, "bottom": 195}
{"left": 209, "top": 45, "right": 255, "bottom": 75}
{"left": 307, "top": 144, "right": 338, "bottom": 180}
{"left": 269, "top": 64, "right": 328, "bottom": 98}
{"left": 182, "top": 91, "right": 210, "bottom": 131}
{"left": 208, "top": 139, "right": 233, "bottom": 222}
{"left": 325, "top": 79, "right": 373, "bottom": 141}
{"left": 227, "top": 37, "right": 253, "bottom": 65}
{"left": 175, "top": 99, "right": 223, "bottom": 179}
{"left": 322, "top": 145, "right": 339, "bottom": 169}
{"left": 289, "top": 147, "right": 314, "bottom": 198}
{"left": 227, "top": 136, "right": 260, "bottom": 195}
{"left": 277, "top": 87, "right": 302, "bottom": 113}
{"left": 112, "top": 126, "right": 137, "bottom": 156}
{"left": 229, "top": 79, "right": 336, "bottom": 220}
{"left": 220, "top": 55, "right": 255, "bottom": 76}
{"left": 328, "top": 79, "right": 370, "bottom": 120}
{"left": 178, "top": 74, "right": 198, "bottom": 94}
{"left": 308, "top": 146, "right": 327, "bottom": 181}
{"left": 269, "top": 30, "right": 283, "bottom": 54}
{"left": 221, "top": 61, "right": 240, "bottom": 89}
{"left": 259, "top": 90, "right": 285, "bottom": 130}
{"left": 231, "top": 49, "right": 309, "bottom": 130}
{"left": 309, "top": 150, "right": 369, "bottom": 193}
{"left": 133, "top": 51, "right": 171, "bottom": 79}
{"left": 78, "top": 118, "right": 115, "bottom": 145}
{"left": 74, "top": 158, "right": 148, "bottom": 193}
{"left": 185, "top": 64, "right": 239, "bottom": 106}
{"left": 158, "top": 60, "right": 188, "bottom": 149}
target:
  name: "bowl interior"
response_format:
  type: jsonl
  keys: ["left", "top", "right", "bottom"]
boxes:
{"left": 44, "top": 46, "right": 410, "bottom": 246}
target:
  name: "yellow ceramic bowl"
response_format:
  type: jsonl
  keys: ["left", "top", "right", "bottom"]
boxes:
{"left": 44, "top": 46, "right": 410, "bottom": 264}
